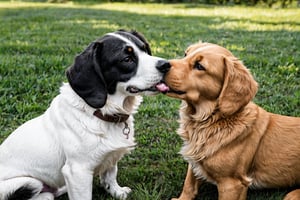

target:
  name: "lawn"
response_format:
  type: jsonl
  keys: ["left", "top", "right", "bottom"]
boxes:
{"left": 0, "top": 1, "right": 299, "bottom": 200}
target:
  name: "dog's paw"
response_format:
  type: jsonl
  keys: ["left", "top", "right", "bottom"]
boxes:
{"left": 102, "top": 181, "right": 132, "bottom": 200}
{"left": 113, "top": 186, "right": 132, "bottom": 200}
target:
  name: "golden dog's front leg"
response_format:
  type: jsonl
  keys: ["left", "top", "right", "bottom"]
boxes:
{"left": 217, "top": 178, "right": 248, "bottom": 200}
{"left": 172, "top": 164, "right": 201, "bottom": 200}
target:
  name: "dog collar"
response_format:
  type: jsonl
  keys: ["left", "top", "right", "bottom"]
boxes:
{"left": 93, "top": 110, "right": 130, "bottom": 139}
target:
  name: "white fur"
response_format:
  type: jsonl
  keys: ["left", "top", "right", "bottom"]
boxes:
{"left": 0, "top": 33, "right": 165, "bottom": 200}
{"left": 109, "top": 33, "right": 165, "bottom": 96}
{"left": 0, "top": 83, "right": 139, "bottom": 200}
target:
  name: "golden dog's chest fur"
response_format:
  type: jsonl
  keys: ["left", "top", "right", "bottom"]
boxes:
{"left": 164, "top": 42, "right": 300, "bottom": 200}
{"left": 179, "top": 102, "right": 300, "bottom": 189}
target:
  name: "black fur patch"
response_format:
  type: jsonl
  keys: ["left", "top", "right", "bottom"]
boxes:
{"left": 66, "top": 30, "right": 151, "bottom": 108}
{"left": 7, "top": 185, "right": 36, "bottom": 200}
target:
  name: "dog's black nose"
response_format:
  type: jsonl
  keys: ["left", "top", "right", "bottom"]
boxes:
{"left": 156, "top": 60, "right": 171, "bottom": 74}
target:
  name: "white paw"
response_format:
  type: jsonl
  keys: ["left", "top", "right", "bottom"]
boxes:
{"left": 113, "top": 186, "right": 132, "bottom": 200}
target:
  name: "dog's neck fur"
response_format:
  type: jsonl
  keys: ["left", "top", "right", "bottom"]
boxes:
{"left": 182, "top": 97, "right": 248, "bottom": 124}
{"left": 181, "top": 100, "right": 218, "bottom": 123}
{"left": 178, "top": 101, "right": 258, "bottom": 161}
{"left": 60, "top": 83, "right": 142, "bottom": 118}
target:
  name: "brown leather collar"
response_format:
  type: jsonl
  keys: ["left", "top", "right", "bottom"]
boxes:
{"left": 93, "top": 109, "right": 131, "bottom": 139}
{"left": 93, "top": 109, "right": 129, "bottom": 123}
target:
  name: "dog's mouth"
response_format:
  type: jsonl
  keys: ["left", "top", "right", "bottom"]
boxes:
{"left": 127, "top": 82, "right": 185, "bottom": 95}
{"left": 155, "top": 82, "right": 186, "bottom": 95}
{"left": 126, "top": 83, "right": 162, "bottom": 94}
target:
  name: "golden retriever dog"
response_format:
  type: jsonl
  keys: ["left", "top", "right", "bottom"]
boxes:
{"left": 156, "top": 42, "right": 300, "bottom": 200}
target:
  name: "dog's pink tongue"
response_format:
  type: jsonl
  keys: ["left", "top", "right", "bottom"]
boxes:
{"left": 156, "top": 83, "right": 169, "bottom": 93}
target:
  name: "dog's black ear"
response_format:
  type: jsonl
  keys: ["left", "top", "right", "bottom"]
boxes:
{"left": 130, "top": 30, "right": 152, "bottom": 55}
{"left": 66, "top": 42, "right": 107, "bottom": 108}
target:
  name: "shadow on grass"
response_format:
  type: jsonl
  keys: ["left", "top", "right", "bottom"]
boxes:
{"left": 1, "top": 5, "right": 299, "bottom": 62}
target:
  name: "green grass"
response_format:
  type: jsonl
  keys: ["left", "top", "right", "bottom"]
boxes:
{"left": 0, "top": 2, "right": 299, "bottom": 200}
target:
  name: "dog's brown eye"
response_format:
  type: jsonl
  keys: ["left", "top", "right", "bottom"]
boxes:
{"left": 194, "top": 62, "right": 205, "bottom": 70}
{"left": 126, "top": 46, "right": 133, "bottom": 53}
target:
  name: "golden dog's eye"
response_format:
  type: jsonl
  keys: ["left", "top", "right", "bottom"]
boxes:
{"left": 194, "top": 62, "right": 205, "bottom": 70}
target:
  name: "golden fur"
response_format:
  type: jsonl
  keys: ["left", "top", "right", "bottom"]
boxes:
{"left": 164, "top": 42, "right": 300, "bottom": 200}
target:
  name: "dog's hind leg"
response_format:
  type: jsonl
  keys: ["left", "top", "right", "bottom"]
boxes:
{"left": 100, "top": 164, "right": 131, "bottom": 200}
{"left": 0, "top": 177, "right": 45, "bottom": 200}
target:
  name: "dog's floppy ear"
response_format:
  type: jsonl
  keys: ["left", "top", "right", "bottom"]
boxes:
{"left": 218, "top": 57, "right": 258, "bottom": 116}
{"left": 129, "top": 30, "right": 152, "bottom": 55}
{"left": 66, "top": 41, "right": 107, "bottom": 108}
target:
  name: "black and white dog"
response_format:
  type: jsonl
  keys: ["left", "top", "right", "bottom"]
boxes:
{"left": 0, "top": 30, "right": 170, "bottom": 200}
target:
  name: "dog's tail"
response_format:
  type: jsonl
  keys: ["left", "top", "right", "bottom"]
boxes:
{"left": 0, "top": 177, "right": 42, "bottom": 200}
{"left": 6, "top": 185, "right": 36, "bottom": 200}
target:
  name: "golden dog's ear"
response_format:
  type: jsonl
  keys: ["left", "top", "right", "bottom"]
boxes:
{"left": 218, "top": 57, "right": 258, "bottom": 116}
